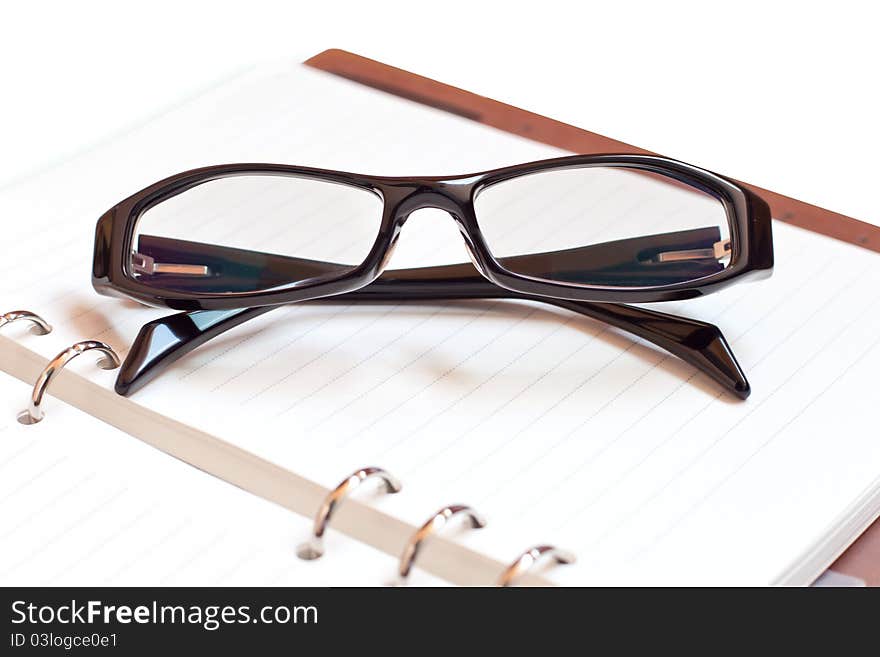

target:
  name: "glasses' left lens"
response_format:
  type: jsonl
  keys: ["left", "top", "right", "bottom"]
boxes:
{"left": 130, "top": 175, "right": 383, "bottom": 294}
{"left": 473, "top": 164, "right": 733, "bottom": 288}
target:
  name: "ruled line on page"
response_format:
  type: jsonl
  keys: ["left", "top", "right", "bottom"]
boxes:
{"left": 211, "top": 304, "right": 351, "bottom": 392}
{"left": 304, "top": 300, "right": 504, "bottom": 433}
{"left": 0, "top": 487, "right": 129, "bottom": 579}
{"left": 156, "top": 529, "right": 230, "bottom": 586}
{"left": 41, "top": 504, "right": 158, "bottom": 583}
{"left": 479, "top": 250, "right": 835, "bottom": 516}
{"left": 633, "top": 329, "right": 880, "bottom": 564}
{"left": 0, "top": 456, "right": 69, "bottom": 505}
{"left": 544, "top": 259, "right": 861, "bottom": 519}
{"left": 568, "top": 298, "right": 872, "bottom": 543}
{"left": 0, "top": 472, "right": 99, "bottom": 541}
{"left": 554, "top": 268, "right": 880, "bottom": 560}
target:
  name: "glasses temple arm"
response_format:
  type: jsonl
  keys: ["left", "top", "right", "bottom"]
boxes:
{"left": 115, "top": 260, "right": 749, "bottom": 399}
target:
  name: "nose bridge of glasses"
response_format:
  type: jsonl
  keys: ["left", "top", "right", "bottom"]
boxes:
{"left": 386, "top": 205, "right": 481, "bottom": 276}
{"left": 378, "top": 182, "right": 483, "bottom": 269}
{"left": 388, "top": 182, "right": 470, "bottom": 218}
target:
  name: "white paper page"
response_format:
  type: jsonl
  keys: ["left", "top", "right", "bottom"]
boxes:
{"left": 0, "top": 372, "right": 423, "bottom": 586}
{"left": 1, "top": 61, "right": 878, "bottom": 585}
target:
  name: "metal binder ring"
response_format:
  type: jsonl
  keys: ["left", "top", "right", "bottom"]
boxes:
{"left": 497, "top": 545, "right": 576, "bottom": 587}
{"left": 296, "top": 466, "right": 402, "bottom": 560}
{"left": 18, "top": 341, "right": 120, "bottom": 425}
{"left": 0, "top": 310, "right": 52, "bottom": 335}
{"left": 396, "top": 504, "right": 487, "bottom": 584}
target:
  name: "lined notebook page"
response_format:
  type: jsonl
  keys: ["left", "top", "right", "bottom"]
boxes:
{"left": 0, "top": 372, "right": 429, "bottom": 586}
{"left": 1, "top": 61, "right": 878, "bottom": 585}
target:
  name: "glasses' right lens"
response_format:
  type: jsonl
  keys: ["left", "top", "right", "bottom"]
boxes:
{"left": 473, "top": 165, "right": 732, "bottom": 288}
{"left": 130, "top": 175, "right": 383, "bottom": 294}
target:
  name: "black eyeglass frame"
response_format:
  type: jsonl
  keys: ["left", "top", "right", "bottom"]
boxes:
{"left": 92, "top": 153, "right": 773, "bottom": 311}
{"left": 93, "top": 153, "right": 773, "bottom": 400}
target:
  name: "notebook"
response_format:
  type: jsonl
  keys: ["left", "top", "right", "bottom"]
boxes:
{"left": 1, "top": 54, "right": 878, "bottom": 586}
{"left": 0, "top": 372, "right": 441, "bottom": 585}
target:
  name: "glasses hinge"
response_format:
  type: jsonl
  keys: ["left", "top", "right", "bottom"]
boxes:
{"left": 652, "top": 239, "right": 731, "bottom": 263}
{"left": 131, "top": 251, "right": 211, "bottom": 276}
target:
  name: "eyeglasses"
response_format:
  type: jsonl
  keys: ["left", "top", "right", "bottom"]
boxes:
{"left": 92, "top": 154, "right": 774, "bottom": 397}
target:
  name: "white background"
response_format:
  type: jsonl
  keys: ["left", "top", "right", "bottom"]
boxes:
{"left": 1, "top": 0, "right": 877, "bottom": 225}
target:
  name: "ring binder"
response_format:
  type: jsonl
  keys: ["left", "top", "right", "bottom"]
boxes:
{"left": 297, "top": 466, "right": 402, "bottom": 560}
{"left": 18, "top": 340, "right": 120, "bottom": 425}
{"left": 0, "top": 310, "right": 52, "bottom": 335}
{"left": 395, "top": 504, "right": 486, "bottom": 585}
{"left": 497, "top": 545, "right": 576, "bottom": 587}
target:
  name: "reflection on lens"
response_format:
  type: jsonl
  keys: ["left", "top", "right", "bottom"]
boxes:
{"left": 473, "top": 166, "right": 732, "bottom": 287}
{"left": 130, "top": 175, "right": 383, "bottom": 293}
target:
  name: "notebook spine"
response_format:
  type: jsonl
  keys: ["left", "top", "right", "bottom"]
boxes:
{"left": 3, "top": 314, "right": 574, "bottom": 586}
{"left": 298, "top": 464, "right": 575, "bottom": 586}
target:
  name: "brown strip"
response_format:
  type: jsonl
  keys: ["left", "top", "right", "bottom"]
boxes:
{"left": 306, "top": 49, "right": 879, "bottom": 254}
{"left": 829, "top": 517, "right": 880, "bottom": 586}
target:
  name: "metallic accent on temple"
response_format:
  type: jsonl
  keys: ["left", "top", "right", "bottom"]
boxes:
{"left": 132, "top": 252, "right": 211, "bottom": 276}
{"left": 653, "top": 239, "right": 731, "bottom": 263}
